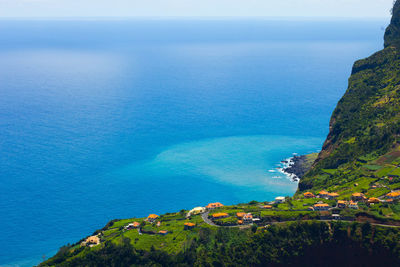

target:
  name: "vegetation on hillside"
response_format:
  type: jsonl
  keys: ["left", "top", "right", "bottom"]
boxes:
{"left": 41, "top": 221, "right": 400, "bottom": 266}
{"left": 299, "top": 0, "right": 400, "bottom": 191}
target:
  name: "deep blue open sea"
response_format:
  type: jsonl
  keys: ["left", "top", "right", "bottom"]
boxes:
{"left": 0, "top": 19, "right": 387, "bottom": 266}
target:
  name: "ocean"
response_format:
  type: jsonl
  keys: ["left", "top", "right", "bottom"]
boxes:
{"left": 0, "top": 18, "right": 386, "bottom": 266}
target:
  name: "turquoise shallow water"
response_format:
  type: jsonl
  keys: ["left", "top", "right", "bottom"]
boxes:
{"left": 0, "top": 19, "right": 387, "bottom": 266}
{"left": 122, "top": 135, "right": 321, "bottom": 189}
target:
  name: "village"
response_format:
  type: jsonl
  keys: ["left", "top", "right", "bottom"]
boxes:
{"left": 81, "top": 187, "right": 400, "bottom": 248}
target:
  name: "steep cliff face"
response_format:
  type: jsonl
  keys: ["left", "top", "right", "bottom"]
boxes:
{"left": 385, "top": 0, "right": 400, "bottom": 48}
{"left": 299, "top": 2, "right": 400, "bottom": 190}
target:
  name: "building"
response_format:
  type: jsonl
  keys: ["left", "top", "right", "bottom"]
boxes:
{"left": 186, "top": 207, "right": 206, "bottom": 217}
{"left": 349, "top": 201, "right": 359, "bottom": 209}
{"left": 242, "top": 213, "right": 253, "bottom": 224}
{"left": 236, "top": 212, "right": 246, "bottom": 218}
{"left": 147, "top": 214, "right": 159, "bottom": 223}
{"left": 211, "top": 213, "right": 229, "bottom": 219}
{"left": 318, "top": 190, "right": 329, "bottom": 198}
{"left": 327, "top": 193, "right": 339, "bottom": 200}
{"left": 125, "top": 221, "right": 140, "bottom": 230}
{"left": 351, "top": 193, "right": 366, "bottom": 201}
{"left": 368, "top": 198, "right": 380, "bottom": 204}
{"left": 313, "top": 203, "right": 330, "bottom": 211}
{"left": 156, "top": 221, "right": 161, "bottom": 227}
{"left": 386, "top": 191, "right": 400, "bottom": 199}
{"left": 158, "top": 230, "right": 168, "bottom": 235}
{"left": 275, "top": 196, "right": 286, "bottom": 203}
{"left": 337, "top": 200, "right": 347, "bottom": 208}
{"left": 263, "top": 205, "right": 272, "bottom": 209}
{"left": 184, "top": 222, "right": 195, "bottom": 230}
{"left": 206, "top": 202, "right": 224, "bottom": 209}
{"left": 82, "top": 235, "right": 100, "bottom": 247}
{"left": 238, "top": 220, "right": 243, "bottom": 225}
{"left": 303, "top": 192, "right": 315, "bottom": 198}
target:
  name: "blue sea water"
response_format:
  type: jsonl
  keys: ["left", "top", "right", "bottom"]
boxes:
{"left": 0, "top": 19, "right": 387, "bottom": 266}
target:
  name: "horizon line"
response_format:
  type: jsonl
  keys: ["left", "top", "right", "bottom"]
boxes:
{"left": 0, "top": 15, "right": 391, "bottom": 21}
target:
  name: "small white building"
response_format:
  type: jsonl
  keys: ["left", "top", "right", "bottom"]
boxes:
{"left": 275, "top": 196, "right": 286, "bottom": 203}
{"left": 186, "top": 207, "right": 206, "bottom": 218}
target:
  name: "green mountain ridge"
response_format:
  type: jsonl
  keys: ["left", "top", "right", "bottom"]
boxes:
{"left": 299, "top": 0, "right": 400, "bottom": 191}
{"left": 40, "top": 1, "right": 400, "bottom": 266}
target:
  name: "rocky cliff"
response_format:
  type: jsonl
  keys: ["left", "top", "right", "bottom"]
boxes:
{"left": 299, "top": 0, "right": 400, "bottom": 190}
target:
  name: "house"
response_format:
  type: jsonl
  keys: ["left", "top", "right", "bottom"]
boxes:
{"left": 158, "top": 230, "right": 168, "bottom": 235}
{"left": 184, "top": 222, "right": 195, "bottom": 230}
{"left": 308, "top": 206, "right": 315, "bottom": 211}
{"left": 313, "top": 203, "right": 330, "bottom": 211}
{"left": 275, "top": 196, "right": 285, "bottom": 203}
{"left": 236, "top": 212, "right": 246, "bottom": 218}
{"left": 147, "top": 214, "right": 159, "bottom": 223}
{"left": 386, "top": 191, "right": 400, "bottom": 199}
{"left": 238, "top": 220, "right": 243, "bottom": 225}
{"left": 263, "top": 205, "right": 272, "bottom": 209}
{"left": 186, "top": 207, "right": 206, "bottom": 217}
{"left": 327, "top": 193, "right": 339, "bottom": 200}
{"left": 212, "top": 213, "right": 229, "bottom": 219}
{"left": 349, "top": 201, "right": 359, "bottom": 209}
{"left": 318, "top": 190, "right": 329, "bottom": 198}
{"left": 242, "top": 213, "right": 253, "bottom": 224}
{"left": 82, "top": 235, "right": 100, "bottom": 247}
{"left": 337, "top": 200, "right": 347, "bottom": 208}
{"left": 351, "top": 193, "right": 366, "bottom": 201}
{"left": 156, "top": 221, "right": 161, "bottom": 227}
{"left": 206, "top": 202, "right": 224, "bottom": 209}
{"left": 303, "top": 192, "right": 315, "bottom": 198}
{"left": 368, "top": 197, "right": 380, "bottom": 204}
{"left": 125, "top": 221, "right": 140, "bottom": 230}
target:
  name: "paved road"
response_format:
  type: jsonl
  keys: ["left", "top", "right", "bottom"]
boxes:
{"left": 201, "top": 211, "right": 218, "bottom": 227}
{"left": 201, "top": 213, "right": 400, "bottom": 229}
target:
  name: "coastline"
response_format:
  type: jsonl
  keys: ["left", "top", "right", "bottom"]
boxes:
{"left": 278, "top": 153, "right": 319, "bottom": 182}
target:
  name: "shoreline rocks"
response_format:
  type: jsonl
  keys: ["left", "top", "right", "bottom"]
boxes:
{"left": 281, "top": 153, "right": 318, "bottom": 181}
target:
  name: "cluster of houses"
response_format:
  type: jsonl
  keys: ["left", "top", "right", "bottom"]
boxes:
{"left": 304, "top": 191, "right": 363, "bottom": 210}
{"left": 124, "top": 204, "right": 212, "bottom": 236}
{"left": 210, "top": 211, "right": 259, "bottom": 225}
{"left": 203, "top": 202, "right": 262, "bottom": 225}
{"left": 303, "top": 189, "right": 400, "bottom": 211}
{"left": 236, "top": 212, "right": 254, "bottom": 224}
{"left": 122, "top": 190, "right": 400, "bottom": 235}
{"left": 124, "top": 214, "right": 170, "bottom": 235}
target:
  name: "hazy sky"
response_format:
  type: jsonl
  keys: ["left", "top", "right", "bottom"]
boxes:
{"left": 0, "top": 0, "right": 394, "bottom": 18}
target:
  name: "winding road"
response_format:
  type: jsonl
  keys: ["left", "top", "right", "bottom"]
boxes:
{"left": 200, "top": 211, "right": 400, "bottom": 229}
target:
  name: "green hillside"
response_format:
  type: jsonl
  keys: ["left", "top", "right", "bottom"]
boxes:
{"left": 299, "top": 0, "right": 400, "bottom": 192}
